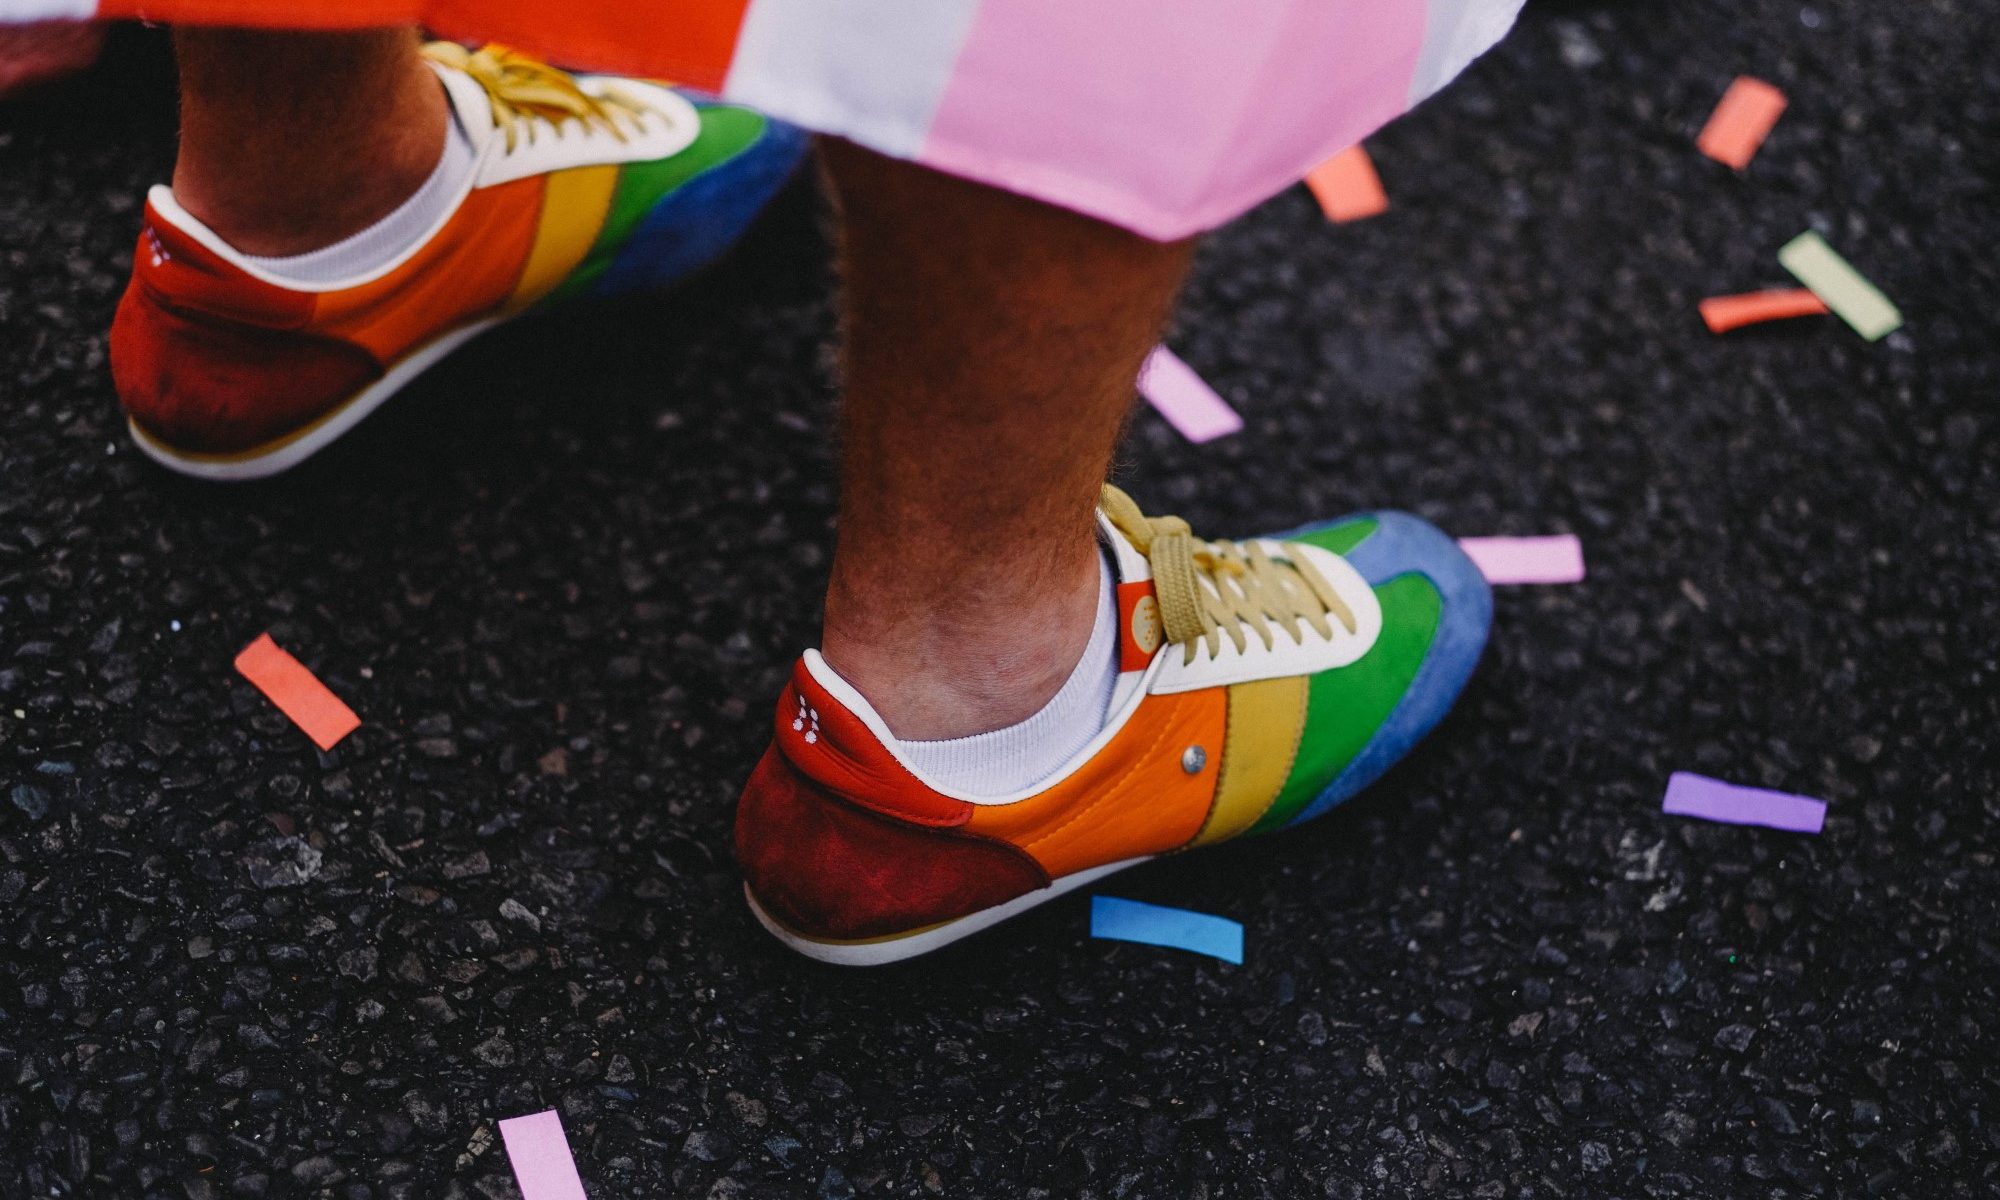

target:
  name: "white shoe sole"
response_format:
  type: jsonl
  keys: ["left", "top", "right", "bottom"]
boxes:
{"left": 127, "top": 315, "right": 506, "bottom": 483}
{"left": 744, "top": 855, "right": 1152, "bottom": 967}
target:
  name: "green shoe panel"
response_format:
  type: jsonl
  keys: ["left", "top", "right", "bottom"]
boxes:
{"left": 1293, "top": 516, "right": 1378, "bottom": 558}
{"left": 550, "top": 104, "right": 775, "bottom": 300}
{"left": 1247, "top": 572, "right": 1442, "bottom": 834}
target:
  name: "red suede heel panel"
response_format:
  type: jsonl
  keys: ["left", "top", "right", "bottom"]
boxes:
{"left": 735, "top": 746, "right": 1050, "bottom": 942}
{"left": 110, "top": 281, "right": 381, "bottom": 454}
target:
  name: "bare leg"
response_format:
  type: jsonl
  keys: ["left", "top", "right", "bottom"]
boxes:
{"left": 170, "top": 27, "right": 446, "bottom": 255}
{"left": 818, "top": 140, "right": 1195, "bottom": 740}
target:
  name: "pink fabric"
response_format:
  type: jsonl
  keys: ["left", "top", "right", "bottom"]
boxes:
{"left": 921, "top": 0, "right": 1429, "bottom": 239}
{"left": 49, "top": 0, "right": 1502, "bottom": 239}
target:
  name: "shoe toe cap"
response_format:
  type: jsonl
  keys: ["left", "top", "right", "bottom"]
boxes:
{"left": 1277, "top": 510, "right": 1493, "bottom": 824}
{"left": 1344, "top": 510, "right": 1493, "bottom": 616}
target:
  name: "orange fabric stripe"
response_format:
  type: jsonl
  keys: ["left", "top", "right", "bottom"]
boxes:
{"left": 99, "top": 1, "right": 421, "bottom": 27}
{"left": 964, "top": 689, "right": 1227, "bottom": 880}
{"left": 432, "top": 0, "right": 752, "bottom": 92}
{"left": 94, "top": 0, "right": 755, "bottom": 94}
{"left": 310, "top": 176, "right": 543, "bottom": 364}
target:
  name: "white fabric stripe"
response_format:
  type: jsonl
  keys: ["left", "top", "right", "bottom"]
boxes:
{"left": 1407, "top": 0, "right": 1526, "bottom": 106}
{"left": 0, "top": 0, "right": 97, "bottom": 21}
{"left": 722, "top": 0, "right": 983, "bottom": 159}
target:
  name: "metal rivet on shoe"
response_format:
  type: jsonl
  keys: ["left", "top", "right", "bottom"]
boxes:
{"left": 1181, "top": 745, "right": 1207, "bottom": 774}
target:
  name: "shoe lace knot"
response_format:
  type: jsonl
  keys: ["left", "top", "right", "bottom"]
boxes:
{"left": 1100, "top": 484, "right": 1358, "bottom": 666}
{"left": 423, "top": 42, "right": 657, "bottom": 154}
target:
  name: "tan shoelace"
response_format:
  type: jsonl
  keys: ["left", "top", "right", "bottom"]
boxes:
{"left": 1101, "top": 484, "right": 1358, "bottom": 666}
{"left": 422, "top": 42, "right": 657, "bottom": 153}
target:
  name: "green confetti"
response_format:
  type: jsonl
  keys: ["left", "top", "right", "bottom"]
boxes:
{"left": 1778, "top": 231, "right": 1903, "bottom": 342}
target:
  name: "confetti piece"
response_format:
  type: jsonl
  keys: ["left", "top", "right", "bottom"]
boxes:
{"left": 1138, "top": 346, "right": 1243, "bottom": 443}
{"left": 1699, "top": 288, "right": 1829, "bottom": 334}
{"left": 1456, "top": 535, "right": 1586, "bottom": 585}
{"left": 499, "top": 1111, "right": 589, "bottom": 1200}
{"left": 1661, "top": 771, "right": 1826, "bottom": 834}
{"left": 233, "top": 633, "right": 360, "bottom": 751}
{"left": 1778, "top": 231, "right": 1903, "bottom": 341}
{"left": 1303, "top": 145, "right": 1389, "bottom": 223}
{"left": 1697, "top": 76, "right": 1788, "bottom": 169}
{"left": 1090, "top": 896, "right": 1243, "bottom": 964}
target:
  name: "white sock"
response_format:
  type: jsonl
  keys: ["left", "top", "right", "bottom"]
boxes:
{"left": 241, "top": 92, "right": 476, "bottom": 284}
{"left": 897, "top": 547, "right": 1121, "bottom": 796}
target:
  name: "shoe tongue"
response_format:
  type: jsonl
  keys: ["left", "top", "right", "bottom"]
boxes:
{"left": 1094, "top": 513, "right": 1167, "bottom": 671}
{"left": 431, "top": 61, "right": 499, "bottom": 156}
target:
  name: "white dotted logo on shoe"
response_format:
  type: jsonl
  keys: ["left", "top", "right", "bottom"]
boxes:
{"left": 1129, "top": 594, "right": 1161, "bottom": 656}
{"left": 792, "top": 696, "right": 821, "bottom": 745}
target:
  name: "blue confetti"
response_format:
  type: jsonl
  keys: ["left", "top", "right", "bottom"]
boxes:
{"left": 1090, "top": 895, "right": 1243, "bottom": 964}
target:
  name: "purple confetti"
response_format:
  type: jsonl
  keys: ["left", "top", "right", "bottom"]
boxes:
{"left": 1661, "top": 771, "right": 1826, "bottom": 834}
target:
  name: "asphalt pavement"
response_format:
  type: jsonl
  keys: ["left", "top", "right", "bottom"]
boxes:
{"left": 2, "top": 0, "right": 1996, "bottom": 1195}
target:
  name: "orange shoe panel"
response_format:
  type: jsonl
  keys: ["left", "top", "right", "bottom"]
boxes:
{"left": 311, "top": 176, "right": 544, "bottom": 364}
{"left": 777, "top": 658, "right": 1227, "bottom": 881}
{"left": 963, "top": 688, "right": 1226, "bottom": 879}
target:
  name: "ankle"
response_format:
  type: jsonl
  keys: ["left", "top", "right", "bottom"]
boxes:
{"left": 171, "top": 54, "right": 449, "bottom": 256}
{"left": 821, "top": 550, "right": 1105, "bottom": 741}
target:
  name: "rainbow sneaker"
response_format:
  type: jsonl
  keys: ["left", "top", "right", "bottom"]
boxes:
{"left": 110, "top": 44, "right": 807, "bottom": 480}
{"left": 736, "top": 485, "right": 1493, "bottom": 965}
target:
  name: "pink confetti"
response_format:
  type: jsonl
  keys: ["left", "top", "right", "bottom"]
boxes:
{"left": 1138, "top": 346, "right": 1243, "bottom": 443}
{"left": 499, "top": 1111, "right": 588, "bottom": 1200}
{"left": 1457, "top": 535, "right": 1585, "bottom": 584}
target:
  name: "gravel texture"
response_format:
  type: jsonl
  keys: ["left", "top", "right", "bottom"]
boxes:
{"left": 3, "top": 1, "right": 1997, "bottom": 1196}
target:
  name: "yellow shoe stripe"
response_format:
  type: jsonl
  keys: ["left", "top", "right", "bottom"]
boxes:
{"left": 505, "top": 165, "right": 620, "bottom": 312}
{"left": 1191, "top": 675, "right": 1310, "bottom": 846}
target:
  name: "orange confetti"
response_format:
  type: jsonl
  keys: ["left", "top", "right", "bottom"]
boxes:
{"left": 1304, "top": 145, "right": 1388, "bottom": 223}
{"left": 1697, "top": 76, "right": 1787, "bottom": 169}
{"left": 1698, "top": 289, "right": 1829, "bottom": 334}
{"left": 234, "top": 633, "right": 360, "bottom": 751}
